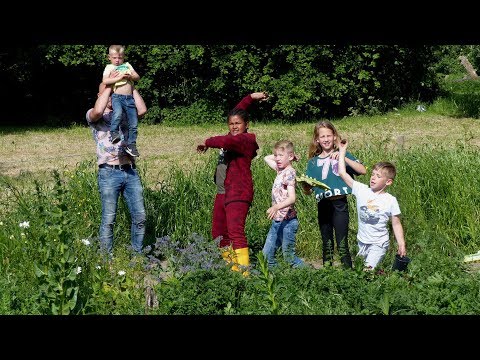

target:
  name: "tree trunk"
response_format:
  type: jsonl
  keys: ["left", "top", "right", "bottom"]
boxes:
{"left": 459, "top": 55, "right": 479, "bottom": 80}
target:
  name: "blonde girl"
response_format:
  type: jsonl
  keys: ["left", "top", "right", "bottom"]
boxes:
{"left": 302, "top": 120, "right": 366, "bottom": 268}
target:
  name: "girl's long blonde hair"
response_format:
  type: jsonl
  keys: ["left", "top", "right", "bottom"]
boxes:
{"left": 308, "top": 120, "right": 342, "bottom": 158}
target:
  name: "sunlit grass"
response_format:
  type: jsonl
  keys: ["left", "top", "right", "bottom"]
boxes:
{"left": 1, "top": 108, "right": 480, "bottom": 314}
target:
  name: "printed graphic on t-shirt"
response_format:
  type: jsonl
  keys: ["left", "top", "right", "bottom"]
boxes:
{"left": 271, "top": 167, "right": 296, "bottom": 221}
{"left": 87, "top": 110, "right": 129, "bottom": 164}
{"left": 116, "top": 63, "right": 131, "bottom": 74}
{"left": 360, "top": 200, "right": 380, "bottom": 225}
{"left": 104, "top": 63, "right": 133, "bottom": 88}
{"left": 317, "top": 156, "right": 338, "bottom": 179}
{"left": 306, "top": 152, "right": 360, "bottom": 201}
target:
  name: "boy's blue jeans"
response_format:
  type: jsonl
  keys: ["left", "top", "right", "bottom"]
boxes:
{"left": 97, "top": 166, "right": 146, "bottom": 255}
{"left": 262, "top": 217, "right": 304, "bottom": 268}
{"left": 110, "top": 93, "right": 138, "bottom": 146}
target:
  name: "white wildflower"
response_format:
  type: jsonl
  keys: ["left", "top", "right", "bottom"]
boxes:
{"left": 76, "top": 266, "right": 82, "bottom": 274}
{"left": 19, "top": 221, "right": 30, "bottom": 229}
{"left": 20, "top": 233, "right": 25, "bottom": 237}
{"left": 95, "top": 265, "right": 101, "bottom": 270}
{"left": 0, "top": 221, "right": 3, "bottom": 225}
{"left": 81, "top": 238, "right": 91, "bottom": 246}
{"left": 9, "top": 235, "right": 14, "bottom": 240}
{"left": 118, "top": 270, "right": 126, "bottom": 276}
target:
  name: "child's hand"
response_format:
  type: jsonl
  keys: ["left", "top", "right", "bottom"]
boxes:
{"left": 397, "top": 244, "right": 406, "bottom": 257}
{"left": 252, "top": 91, "right": 269, "bottom": 102}
{"left": 330, "top": 151, "right": 340, "bottom": 160}
{"left": 300, "top": 182, "right": 312, "bottom": 194}
{"left": 266, "top": 205, "right": 278, "bottom": 220}
{"left": 197, "top": 144, "right": 208, "bottom": 153}
{"left": 338, "top": 138, "right": 348, "bottom": 153}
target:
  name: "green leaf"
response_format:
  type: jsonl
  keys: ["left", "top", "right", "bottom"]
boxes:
{"left": 34, "top": 263, "right": 45, "bottom": 278}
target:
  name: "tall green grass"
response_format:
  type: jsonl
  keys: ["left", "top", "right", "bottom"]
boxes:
{"left": 1, "top": 134, "right": 480, "bottom": 314}
{"left": 252, "top": 140, "right": 480, "bottom": 262}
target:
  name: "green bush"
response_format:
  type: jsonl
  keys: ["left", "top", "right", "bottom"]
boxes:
{"left": 442, "top": 79, "right": 480, "bottom": 118}
{"left": 160, "top": 99, "right": 225, "bottom": 125}
{"left": 40, "top": 45, "right": 441, "bottom": 124}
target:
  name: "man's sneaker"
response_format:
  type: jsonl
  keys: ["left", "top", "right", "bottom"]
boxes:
{"left": 125, "top": 144, "right": 140, "bottom": 157}
{"left": 110, "top": 131, "right": 121, "bottom": 144}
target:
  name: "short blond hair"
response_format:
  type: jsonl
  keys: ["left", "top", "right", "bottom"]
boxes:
{"left": 274, "top": 140, "right": 295, "bottom": 154}
{"left": 108, "top": 45, "right": 125, "bottom": 55}
{"left": 373, "top": 162, "right": 397, "bottom": 180}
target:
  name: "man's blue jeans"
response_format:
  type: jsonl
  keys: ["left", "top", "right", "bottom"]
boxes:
{"left": 111, "top": 93, "right": 138, "bottom": 146}
{"left": 98, "top": 166, "right": 146, "bottom": 255}
{"left": 262, "top": 217, "right": 304, "bottom": 268}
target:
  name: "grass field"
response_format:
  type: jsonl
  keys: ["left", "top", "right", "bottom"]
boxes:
{"left": 2, "top": 109, "right": 479, "bottom": 188}
{"left": 1, "top": 105, "right": 480, "bottom": 315}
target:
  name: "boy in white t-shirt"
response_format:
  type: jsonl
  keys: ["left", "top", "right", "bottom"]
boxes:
{"left": 262, "top": 140, "right": 305, "bottom": 269}
{"left": 102, "top": 44, "right": 141, "bottom": 157}
{"left": 338, "top": 139, "right": 407, "bottom": 270}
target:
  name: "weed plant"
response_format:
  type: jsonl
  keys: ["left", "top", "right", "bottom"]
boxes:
{"left": 1, "top": 121, "right": 480, "bottom": 314}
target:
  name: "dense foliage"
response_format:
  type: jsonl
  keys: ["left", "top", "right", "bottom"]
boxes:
{"left": 1, "top": 118, "right": 479, "bottom": 314}
{"left": 1, "top": 45, "right": 451, "bottom": 125}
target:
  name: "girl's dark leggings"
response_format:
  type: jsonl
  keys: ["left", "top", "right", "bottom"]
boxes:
{"left": 317, "top": 196, "right": 352, "bottom": 268}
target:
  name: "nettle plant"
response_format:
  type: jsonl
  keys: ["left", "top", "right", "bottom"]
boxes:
{"left": 32, "top": 171, "right": 81, "bottom": 314}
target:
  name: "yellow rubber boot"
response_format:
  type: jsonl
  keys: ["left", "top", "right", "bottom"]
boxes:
{"left": 221, "top": 245, "right": 235, "bottom": 262}
{"left": 222, "top": 247, "right": 240, "bottom": 274}
{"left": 221, "top": 249, "right": 233, "bottom": 263}
{"left": 233, "top": 247, "right": 250, "bottom": 277}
